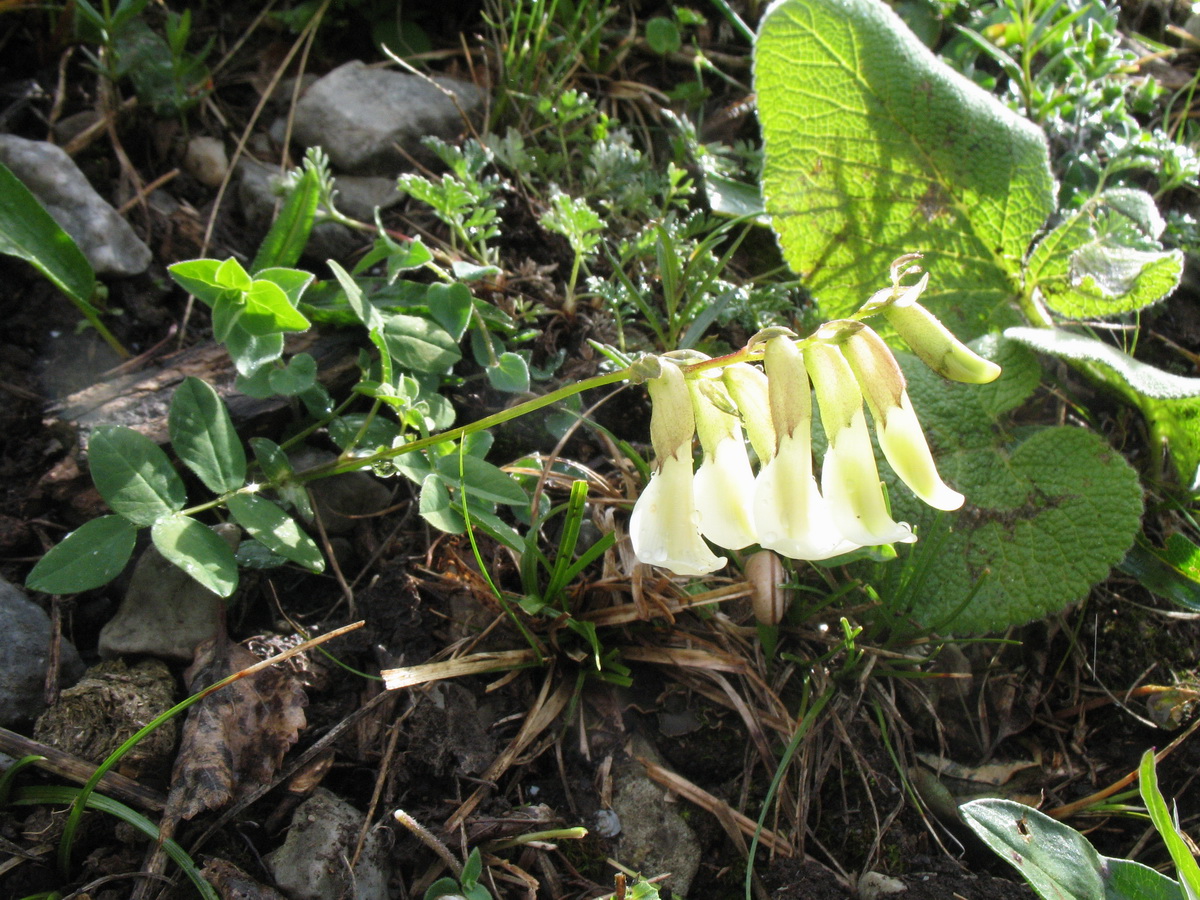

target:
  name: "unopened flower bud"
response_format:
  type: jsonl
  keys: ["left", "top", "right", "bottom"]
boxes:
{"left": 883, "top": 302, "right": 1001, "bottom": 384}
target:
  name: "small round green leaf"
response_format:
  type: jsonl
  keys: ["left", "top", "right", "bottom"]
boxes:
{"left": 169, "top": 377, "right": 247, "bottom": 494}
{"left": 267, "top": 353, "right": 317, "bottom": 396}
{"left": 426, "top": 282, "right": 473, "bottom": 341}
{"left": 646, "top": 16, "right": 681, "bottom": 54}
{"left": 89, "top": 425, "right": 187, "bottom": 526}
{"left": 487, "top": 352, "right": 530, "bottom": 393}
{"left": 226, "top": 493, "right": 324, "bottom": 573}
{"left": 150, "top": 515, "right": 238, "bottom": 597}
{"left": 26, "top": 515, "right": 138, "bottom": 594}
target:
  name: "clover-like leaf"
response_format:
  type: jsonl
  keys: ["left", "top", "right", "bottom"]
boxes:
{"left": 382, "top": 314, "right": 462, "bottom": 373}
{"left": 754, "top": 0, "right": 1054, "bottom": 335}
{"left": 26, "top": 515, "right": 138, "bottom": 594}
{"left": 89, "top": 425, "right": 187, "bottom": 526}
{"left": 150, "top": 515, "right": 238, "bottom": 597}
{"left": 169, "top": 377, "right": 247, "bottom": 494}
{"left": 226, "top": 493, "right": 324, "bottom": 573}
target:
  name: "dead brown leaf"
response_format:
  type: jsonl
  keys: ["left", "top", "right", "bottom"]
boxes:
{"left": 167, "top": 632, "right": 308, "bottom": 820}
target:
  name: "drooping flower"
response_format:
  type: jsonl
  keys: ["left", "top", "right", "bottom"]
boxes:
{"left": 690, "top": 374, "right": 759, "bottom": 550}
{"left": 806, "top": 341, "right": 917, "bottom": 547}
{"left": 722, "top": 362, "right": 775, "bottom": 464}
{"left": 753, "top": 337, "right": 860, "bottom": 560}
{"left": 629, "top": 361, "right": 726, "bottom": 575}
{"left": 840, "top": 325, "right": 964, "bottom": 511}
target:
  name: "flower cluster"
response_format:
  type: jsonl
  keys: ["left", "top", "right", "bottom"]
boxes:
{"left": 629, "top": 272, "right": 1001, "bottom": 577}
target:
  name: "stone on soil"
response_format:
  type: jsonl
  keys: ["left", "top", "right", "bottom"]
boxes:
{"left": 290, "top": 61, "right": 484, "bottom": 175}
{"left": 265, "top": 787, "right": 391, "bottom": 900}
{"left": 98, "top": 524, "right": 240, "bottom": 662}
{"left": 610, "top": 753, "right": 701, "bottom": 896}
{"left": 0, "top": 134, "right": 152, "bottom": 276}
{"left": 0, "top": 576, "right": 84, "bottom": 727}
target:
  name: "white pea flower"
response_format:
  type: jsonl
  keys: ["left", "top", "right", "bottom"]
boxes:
{"left": 690, "top": 374, "right": 758, "bottom": 550}
{"left": 840, "top": 325, "right": 964, "bottom": 512}
{"left": 806, "top": 341, "right": 917, "bottom": 548}
{"left": 753, "top": 337, "right": 860, "bottom": 560}
{"left": 630, "top": 362, "right": 726, "bottom": 576}
{"left": 880, "top": 279, "right": 1001, "bottom": 385}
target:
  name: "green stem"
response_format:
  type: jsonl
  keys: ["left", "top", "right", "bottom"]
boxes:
{"left": 297, "top": 367, "right": 633, "bottom": 481}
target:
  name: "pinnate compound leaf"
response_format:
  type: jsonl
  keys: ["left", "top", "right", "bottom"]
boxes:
{"left": 754, "top": 0, "right": 1054, "bottom": 335}
{"left": 26, "top": 515, "right": 138, "bottom": 593}
{"left": 959, "top": 799, "right": 1183, "bottom": 900}
{"left": 249, "top": 157, "right": 321, "bottom": 273}
{"left": 90, "top": 425, "right": 187, "bottom": 526}
{"left": 1005, "top": 326, "right": 1200, "bottom": 488}
{"left": 0, "top": 159, "right": 95, "bottom": 306}
{"left": 169, "top": 377, "right": 247, "bottom": 494}
{"left": 883, "top": 338, "right": 1143, "bottom": 633}
{"left": 167, "top": 633, "right": 306, "bottom": 820}
{"left": 226, "top": 493, "right": 324, "bottom": 573}
{"left": 151, "top": 515, "right": 238, "bottom": 598}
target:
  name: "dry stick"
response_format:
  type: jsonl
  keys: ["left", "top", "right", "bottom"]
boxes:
{"left": 1046, "top": 713, "right": 1200, "bottom": 819}
{"left": 0, "top": 727, "right": 166, "bottom": 812}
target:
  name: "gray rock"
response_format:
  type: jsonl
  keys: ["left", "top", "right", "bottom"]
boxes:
{"left": 0, "top": 134, "right": 152, "bottom": 276}
{"left": 611, "top": 747, "right": 701, "bottom": 896}
{"left": 333, "top": 175, "right": 404, "bottom": 221}
{"left": 291, "top": 61, "right": 484, "bottom": 176}
{"left": 0, "top": 576, "right": 84, "bottom": 727}
{"left": 98, "top": 524, "right": 240, "bottom": 662}
{"left": 266, "top": 788, "right": 391, "bottom": 900}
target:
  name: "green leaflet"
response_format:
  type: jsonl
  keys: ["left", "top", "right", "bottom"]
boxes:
{"left": 754, "top": 0, "right": 1054, "bottom": 336}
{"left": 150, "top": 515, "right": 238, "bottom": 598}
{"left": 89, "top": 425, "right": 187, "bottom": 526}
{"left": 226, "top": 493, "right": 324, "bottom": 573}
{"left": 169, "top": 377, "right": 246, "bottom": 494}
{"left": 879, "top": 337, "right": 1143, "bottom": 633}
{"left": 25, "top": 515, "right": 138, "bottom": 594}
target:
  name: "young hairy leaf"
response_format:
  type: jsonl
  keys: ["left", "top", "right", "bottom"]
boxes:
{"left": 167, "top": 258, "right": 226, "bottom": 307}
{"left": 250, "top": 158, "right": 321, "bottom": 273}
{"left": 151, "top": 515, "right": 238, "bottom": 597}
{"left": 226, "top": 493, "right": 324, "bottom": 573}
{"left": 239, "top": 279, "right": 311, "bottom": 334}
{"left": 89, "top": 425, "right": 187, "bottom": 526}
{"left": 267, "top": 352, "right": 317, "bottom": 396}
{"left": 225, "top": 326, "right": 285, "bottom": 377}
{"left": 879, "top": 337, "right": 1143, "bottom": 633}
{"left": 0, "top": 159, "right": 96, "bottom": 306}
{"left": 754, "top": 0, "right": 1054, "bottom": 335}
{"left": 169, "top": 377, "right": 247, "bottom": 494}
{"left": 26, "top": 515, "right": 139, "bottom": 593}
{"left": 1025, "top": 193, "right": 1183, "bottom": 320}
